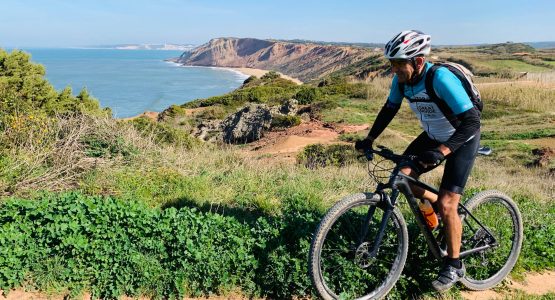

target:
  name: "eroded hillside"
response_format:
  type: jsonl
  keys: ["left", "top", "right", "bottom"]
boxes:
{"left": 175, "top": 37, "right": 377, "bottom": 82}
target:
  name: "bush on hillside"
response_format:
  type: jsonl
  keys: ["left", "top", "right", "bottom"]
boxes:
{"left": 0, "top": 49, "right": 107, "bottom": 119}
{"left": 183, "top": 85, "right": 299, "bottom": 109}
{"left": 242, "top": 75, "right": 259, "bottom": 86}
{"left": 130, "top": 117, "right": 197, "bottom": 148}
{"left": 295, "top": 86, "right": 321, "bottom": 104}
{"left": 270, "top": 115, "right": 301, "bottom": 129}
{"left": 297, "top": 143, "right": 360, "bottom": 168}
{"left": 261, "top": 70, "right": 280, "bottom": 81}
{"left": 0, "top": 115, "right": 131, "bottom": 195}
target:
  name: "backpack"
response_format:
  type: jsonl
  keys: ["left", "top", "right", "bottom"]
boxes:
{"left": 399, "top": 62, "right": 483, "bottom": 112}
{"left": 428, "top": 62, "right": 483, "bottom": 112}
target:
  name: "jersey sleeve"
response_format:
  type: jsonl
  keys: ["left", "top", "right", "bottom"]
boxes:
{"left": 432, "top": 68, "right": 474, "bottom": 115}
{"left": 387, "top": 75, "right": 404, "bottom": 104}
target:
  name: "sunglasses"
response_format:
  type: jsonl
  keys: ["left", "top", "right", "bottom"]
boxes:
{"left": 389, "top": 59, "right": 409, "bottom": 67}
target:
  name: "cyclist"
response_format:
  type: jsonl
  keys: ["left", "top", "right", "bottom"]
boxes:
{"left": 355, "top": 30, "right": 481, "bottom": 291}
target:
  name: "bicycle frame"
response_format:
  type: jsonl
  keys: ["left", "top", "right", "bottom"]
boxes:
{"left": 367, "top": 152, "right": 498, "bottom": 261}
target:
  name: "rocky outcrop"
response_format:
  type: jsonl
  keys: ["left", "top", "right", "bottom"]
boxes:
{"left": 270, "top": 99, "right": 298, "bottom": 116}
{"left": 221, "top": 104, "right": 272, "bottom": 144}
{"left": 177, "top": 38, "right": 373, "bottom": 82}
{"left": 194, "top": 120, "right": 222, "bottom": 142}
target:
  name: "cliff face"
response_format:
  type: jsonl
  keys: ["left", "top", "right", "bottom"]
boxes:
{"left": 177, "top": 38, "right": 373, "bottom": 82}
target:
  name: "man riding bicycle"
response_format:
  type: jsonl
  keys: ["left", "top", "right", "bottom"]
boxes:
{"left": 355, "top": 30, "right": 481, "bottom": 291}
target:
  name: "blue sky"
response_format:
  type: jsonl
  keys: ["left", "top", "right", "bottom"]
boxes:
{"left": 1, "top": 0, "right": 553, "bottom": 47}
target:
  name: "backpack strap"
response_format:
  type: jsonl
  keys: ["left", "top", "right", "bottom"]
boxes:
{"left": 397, "top": 82, "right": 405, "bottom": 98}
{"left": 424, "top": 64, "right": 442, "bottom": 102}
{"left": 425, "top": 63, "right": 483, "bottom": 112}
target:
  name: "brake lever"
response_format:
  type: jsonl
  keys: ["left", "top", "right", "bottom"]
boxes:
{"left": 376, "top": 145, "right": 393, "bottom": 156}
{"left": 364, "top": 149, "right": 374, "bottom": 161}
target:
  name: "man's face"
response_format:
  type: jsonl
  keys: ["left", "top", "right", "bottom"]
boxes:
{"left": 389, "top": 59, "right": 414, "bottom": 83}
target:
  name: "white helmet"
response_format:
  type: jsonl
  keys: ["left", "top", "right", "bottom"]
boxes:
{"left": 384, "top": 30, "right": 431, "bottom": 60}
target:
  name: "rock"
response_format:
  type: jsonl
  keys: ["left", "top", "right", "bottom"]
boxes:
{"left": 270, "top": 99, "right": 299, "bottom": 116}
{"left": 279, "top": 99, "right": 298, "bottom": 115}
{"left": 193, "top": 120, "right": 222, "bottom": 142}
{"left": 221, "top": 104, "right": 272, "bottom": 144}
{"left": 530, "top": 147, "right": 554, "bottom": 168}
{"left": 300, "top": 112, "right": 311, "bottom": 122}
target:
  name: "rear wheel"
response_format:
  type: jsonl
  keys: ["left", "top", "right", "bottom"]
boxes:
{"left": 459, "top": 190, "right": 523, "bottom": 290}
{"left": 309, "top": 193, "right": 409, "bottom": 299}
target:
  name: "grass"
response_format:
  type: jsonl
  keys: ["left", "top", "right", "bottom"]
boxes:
{"left": 479, "top": 82, "right": 555, "bottom": 114}
{"left": 483, "top": 59, "right": 553, "bottom": 73}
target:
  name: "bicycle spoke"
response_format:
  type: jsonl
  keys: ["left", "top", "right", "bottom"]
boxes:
{"left": 317, "top": 201, "right": 405, "bottom": 298}
{"left": 461, "top": 195, "right": 520, "bottom": 285}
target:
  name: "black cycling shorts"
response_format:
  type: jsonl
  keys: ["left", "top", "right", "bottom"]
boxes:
{"left": 403, "top": 131, "right": 480, "bottom": 194}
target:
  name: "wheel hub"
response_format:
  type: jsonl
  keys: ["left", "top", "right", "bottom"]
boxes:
{"left": 354, "top": 242, "right": 376, "bottom": 268}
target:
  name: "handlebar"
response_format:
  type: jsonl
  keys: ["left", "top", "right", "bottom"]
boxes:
{"left": 359, "top": 145, "right": 415, "bottom": 164}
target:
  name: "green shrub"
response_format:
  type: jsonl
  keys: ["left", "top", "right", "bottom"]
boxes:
{"left": 311, "top": 98, "right": 340, "bottom": 111}
{"left": 184, "top": 85, "right": 298, "bottom": 109}
{"left": 338, "top": 132, "right": 365, "bottom": 143}
{"left": 261, "top": 71, "right": 280, "bottom": 81}
{"left": 130, "top": 117, "right": 197, "bottom": 148}
{"left": 0, "top": 193, "right": 262, "bottom": 298}
{"left": 297, "top": 143, "right": 360, "bottom": 168}
{"left": 81, "top": 134, "right": 136, "bottom": 158}
{"left": 196, "top": 106, "right": 226, "bottom": 120}
{"left": 295, "top": 86, "right": 321, "bottom": 104}
{"left": 242, "top": 75, "right": 259, "bottom": 86}
{"left": 271, "top": 115, "right": 301, "bottom": 129}
{"left": 1, "top": 190, "right": 554, "bottom": 299}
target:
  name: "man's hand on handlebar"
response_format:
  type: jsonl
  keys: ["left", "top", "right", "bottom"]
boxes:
{"left": 417, "top": 149, "right": 445, "bottom": 168}
{"left": 355, "top": 137, "right": 374, "bottom": 152}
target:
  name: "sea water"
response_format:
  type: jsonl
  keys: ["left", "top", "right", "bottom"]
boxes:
{"left": 15, "top": 48, "right": 248, "bottom": 118}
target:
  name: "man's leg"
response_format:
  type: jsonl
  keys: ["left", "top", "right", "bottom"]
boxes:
{"left": 400, "top": 167, "right": 438, "bottom": 202}
{"left": 400, "top": 132, "right": 441, "bottom": 202}
{"left": 432, "top": 189, "right": 465, "bottom": 292}
{"left": 438, "top": 189, "right": 462, "bottom": 258}
{"left": 432, "top": 135, "right": 480, "bottom": 292}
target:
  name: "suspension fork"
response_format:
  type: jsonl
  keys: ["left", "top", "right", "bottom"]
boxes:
{"left": 364, "top": 189, "right": 398, "bottom": 258}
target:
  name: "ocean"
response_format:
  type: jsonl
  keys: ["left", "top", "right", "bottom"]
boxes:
{"left": 14, "top": 48, "right": 248, "bottom": 118}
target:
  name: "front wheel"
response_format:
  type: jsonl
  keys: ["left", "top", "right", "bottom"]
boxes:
{"left": 309, "top": 193, "right": 409, "bottom": 300}
{"left": 459, "top": 190, "right": 523, "bottom": 290}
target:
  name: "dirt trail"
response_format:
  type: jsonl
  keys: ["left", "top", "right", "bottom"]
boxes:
{"left": 247, "top": 120, "right": 368, "bottom": 156}
{"left": 461, "top": 271, "right": 555, "bottom": 299}
{"left": 3, "top": 272, "right": 555, "bottom": 299}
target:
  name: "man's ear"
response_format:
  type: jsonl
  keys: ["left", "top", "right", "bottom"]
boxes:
{"left": 415, "top": 56, "right": 426, "bottom": 69}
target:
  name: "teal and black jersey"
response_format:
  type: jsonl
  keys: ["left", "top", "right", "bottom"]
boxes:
{"left": 388, "top": 62, "right": 475, "bottom": 143}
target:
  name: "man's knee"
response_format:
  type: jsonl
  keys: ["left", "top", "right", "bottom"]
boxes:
{"left": 400, "top": 167, "right": 418, "bottom": 178}
{"left": 438, "top": 190, "right": 461, "bottom": 217}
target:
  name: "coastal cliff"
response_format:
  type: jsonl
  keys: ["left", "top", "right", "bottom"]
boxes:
{"left": 175, "top": 37, "right": 374, "bottom": 82}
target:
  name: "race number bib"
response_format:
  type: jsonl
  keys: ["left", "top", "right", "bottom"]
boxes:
{"left": 415, "top": 102, "right": 439, "bottom": 120}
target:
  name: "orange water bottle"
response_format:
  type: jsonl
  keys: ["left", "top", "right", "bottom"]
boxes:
{"left": 419, "top": 199, "right": 439, "bottom": 229}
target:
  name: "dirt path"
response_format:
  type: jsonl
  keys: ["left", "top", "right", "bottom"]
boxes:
{"left": 461, "top": 271, "right": 555, "bottom": 299}
{"left": 3, "top": 272, "right": 555, "bottom": 299}
{"left": 245, "top": 120, "right": 368, "bottom": 162}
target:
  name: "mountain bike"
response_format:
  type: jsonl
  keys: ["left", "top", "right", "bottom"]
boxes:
{"left": 308, "top": 146, "right": 523, "bottom": 299}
